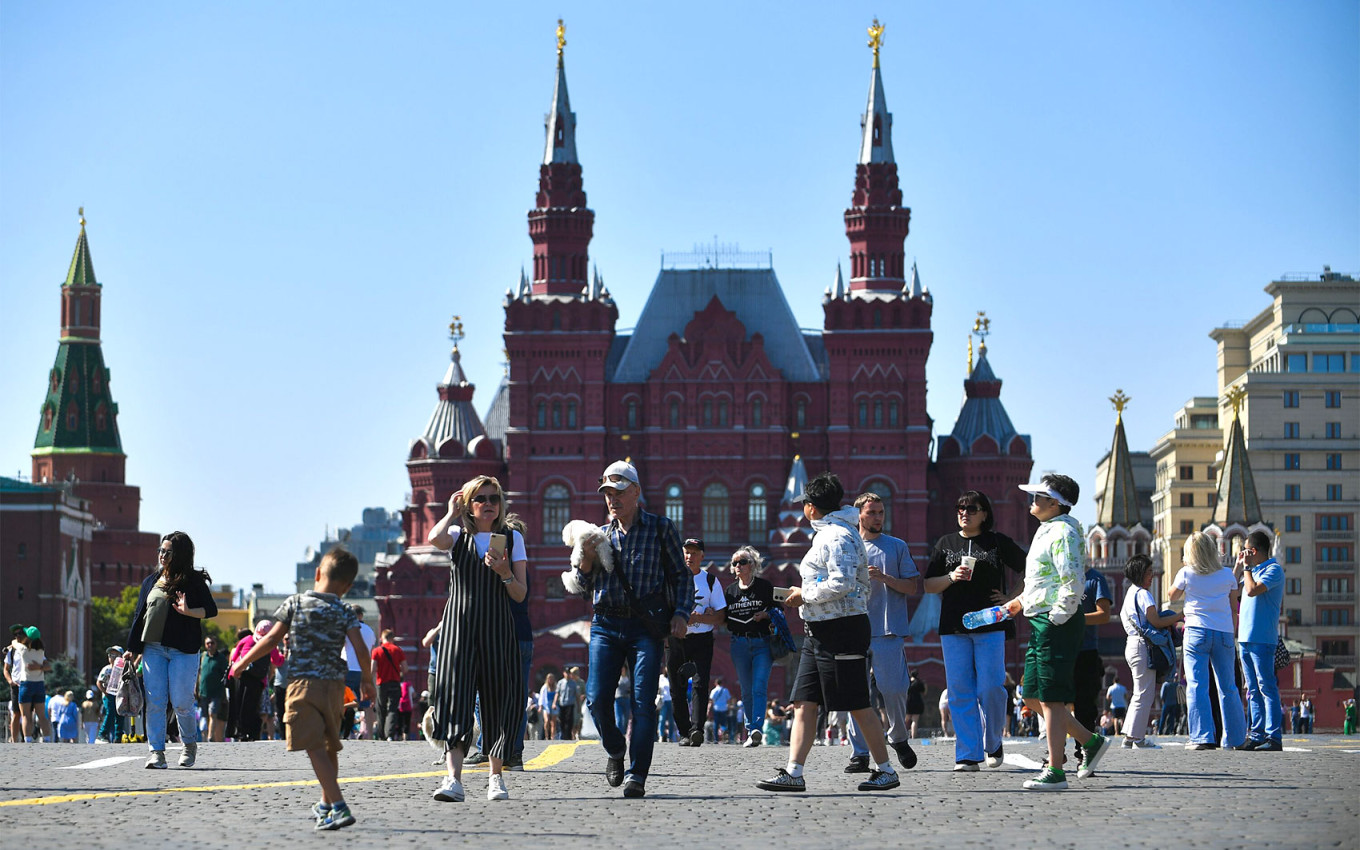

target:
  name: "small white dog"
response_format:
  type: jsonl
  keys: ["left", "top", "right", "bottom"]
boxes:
{"left": 561, "top": 520, "right": 614, "bottom": 595}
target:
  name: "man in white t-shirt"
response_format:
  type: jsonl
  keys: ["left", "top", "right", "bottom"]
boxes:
{"left": 709, "top": 677, "right": 734, "bottom": 743}
{"left": 341, "top": 604, "right": 377, "bottom": 739}
{"left": 666, "top": 538, "right": 727, "bottom": 747}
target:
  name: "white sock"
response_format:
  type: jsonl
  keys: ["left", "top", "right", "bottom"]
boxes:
{"left": 877, "top": 761, "right": 895, "bottom": 773}
{"left": 786, "top": 761, "right": 804, "bottom": 778}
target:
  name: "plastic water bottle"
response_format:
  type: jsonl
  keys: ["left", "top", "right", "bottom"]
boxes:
{"left": 962, "top": 606, "right": 1011, "bottom": 630}
{"left": 106, "top": 657, "right": 125, "bottom": 696}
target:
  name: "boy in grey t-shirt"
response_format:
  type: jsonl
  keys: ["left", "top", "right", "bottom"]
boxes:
{"left": 232, "top": 548, "right": 374, "bottom": 831}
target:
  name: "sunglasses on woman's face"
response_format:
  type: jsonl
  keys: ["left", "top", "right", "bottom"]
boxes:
{"left": 956, "top": 505, "right": 981, "bottom": 515}
{"left": 471, "top": 494, "right": 501, "bottom": 505}
{"left": 158, "top": 548, "right": 173, "bottom": 559}
{"left": 732, "top": 558, "right": 752, "bottom": 566}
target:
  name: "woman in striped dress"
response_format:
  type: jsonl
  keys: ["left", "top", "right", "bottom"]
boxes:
{"left": 427, "top": 475, "right": 528, "bottom": 802}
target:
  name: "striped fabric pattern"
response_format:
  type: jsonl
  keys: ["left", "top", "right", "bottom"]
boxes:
{"left": 430, "top": 528, "right": 524, "bottom": 758}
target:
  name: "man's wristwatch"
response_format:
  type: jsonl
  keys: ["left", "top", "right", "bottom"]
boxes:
{"left": 502, "top": 575, "right": 514, "bottom": 584}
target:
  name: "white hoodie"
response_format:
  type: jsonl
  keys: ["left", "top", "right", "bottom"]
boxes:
{"left": 797, "top": 506, "right": 871, "bottom": 623}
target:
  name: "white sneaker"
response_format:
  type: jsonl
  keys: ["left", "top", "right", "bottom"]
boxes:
{"left": 432, "top": 777, "right": 465, "bottom": 802}
{"left": 1131, "top": 738, "right": 1162, "bottom": 750}
{"left": 487, "top": 774, "right": 509, "bottom": 801}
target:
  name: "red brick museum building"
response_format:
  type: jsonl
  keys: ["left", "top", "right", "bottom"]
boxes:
{"left": 374, "top": 41, "right": 1035, "bottom": 698}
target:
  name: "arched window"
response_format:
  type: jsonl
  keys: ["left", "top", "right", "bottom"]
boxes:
{"left": 42, "top": 405, "right": 53, "bottom": 432}
{"left": 748, "top": 483, "right": 767, "bottom": 539}
{"left": 626, "top": 400, "right": 639, "bottom": 430}
{"left": 566, "top": 401, "right": 577, "bottom": 429}
{"left": 551, "top": 402, "right": 562, "bottom": 429}
{"left": 858, "top": 400, "right": 869, "bottom": 426}
{"left": 874, "top": 400, "right": 884, "bottom": 428}
{"left": 702, "top": 483, "right": 730, "bottom": 543}
{"left": 718, "top": 400, "right": 729, "bottom": 427}
{"left": 669, "top": 401, "right": 681, "bottom": 428}
{"left": 703, "top": 401, "right": 713, "bottom": 427}
{"left": 865, "top": 482, "right": 893, "bottom": 533}
{"left": 95, "top": 403, "right": 107, "bottom": 431}
{"left": 665, "top": 484, "right": 684, "bottom": 528}
{"left": 888, "top": 401, "right": 899, "bottom": 427}
{"left": 543, "top": 485, "right": 571, "bottom": 543}
{"left": 552, "top": 310, "right": 561, "bottom": 330}
{"left": 795, "top": 399, "right": 807, "bottom": 429}
{"left": 537, "top": 402, "right": 547, "bottom": 429}
{"left": 873, "top": 308, "right": 882, "bottom": 328}
{"left": 67, "top": 403, "right": 79, "bottom": 431}
{"left": 751, "top": 398, "right": 763, "bottom": 428}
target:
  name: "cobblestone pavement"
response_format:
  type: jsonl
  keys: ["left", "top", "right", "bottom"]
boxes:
{"left": 1, "top": 734, "right": 1355, "bottom": 848}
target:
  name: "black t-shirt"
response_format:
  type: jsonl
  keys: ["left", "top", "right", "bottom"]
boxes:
{"left": 724, "top": 577, "right": 776, "bottom": 638}
{"left": 925, "top": 531, "right": 1027, "bottom": 637}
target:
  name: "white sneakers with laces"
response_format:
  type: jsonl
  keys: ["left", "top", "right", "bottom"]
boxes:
{"left": 487, "top": 774, "right": 510, "bottom": 801}
{"left": 432, "top": 776, "right": 465, "bottom": 802}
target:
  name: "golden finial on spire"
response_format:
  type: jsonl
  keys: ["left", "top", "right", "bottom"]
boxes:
{"left": 78, "top": 206, "right": 86, "bottom": 229}
{"left": 867, "top": 18, "right": 884, "bottom": 68}
{"left": 448, "top": 315, "right": 465, "bottom": 348}
{"left": 1110, "top": 389, "right": 1131, "bottom": 421}
{"left": 1225, "top": 385, "right": 1247, "bottom": 418}
{"left": 973, "top": 310, "right": 991, "bottom": 353}
{"left": 556, "top": 18, "right": 566, "bottom": 58}
{"left": 967, "top": 334, "right": 974, "bottom": 374}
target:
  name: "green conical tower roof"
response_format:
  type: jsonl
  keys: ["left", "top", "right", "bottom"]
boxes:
{"left": 65, "top": 216, "right": 98, "bottom": 287}
{"left": 33, "top": 217, "right": 123, "bottom": 457}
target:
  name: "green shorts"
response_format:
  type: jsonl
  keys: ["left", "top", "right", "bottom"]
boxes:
{"left": 1023, "top": 610, "right": 1086, "bottom": 704}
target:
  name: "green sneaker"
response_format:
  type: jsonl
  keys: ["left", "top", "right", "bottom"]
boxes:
{"left": 1022, "top": 767, "right": 1068, "bottom": 791}
{"left": 1077, "top": 733, "right": 1111, "bottom": 779}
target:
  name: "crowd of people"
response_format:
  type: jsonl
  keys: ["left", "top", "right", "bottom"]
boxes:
{"left": 0, "top": 458, "right": 1341, "bottom": 830}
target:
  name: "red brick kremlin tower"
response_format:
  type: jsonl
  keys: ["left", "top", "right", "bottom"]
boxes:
{"left": 376, "top": 22, "right": 1034, "bottom": 695}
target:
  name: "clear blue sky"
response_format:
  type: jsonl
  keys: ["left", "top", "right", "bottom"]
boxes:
{"left": 2, "top": 2, "right": 1356, "bottom": 593}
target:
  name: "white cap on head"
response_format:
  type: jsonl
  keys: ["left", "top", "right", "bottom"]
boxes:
{"left": 1018, "top": 482, "right": 1072, "bottom": 508}
{"left": 598, "top": 460, "right": 640, "bottom": 492}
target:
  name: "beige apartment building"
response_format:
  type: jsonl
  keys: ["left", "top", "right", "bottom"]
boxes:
{"left": 1209, "top": 269, "right": 1359, "bottom": 671}
{"left": 1149, "top": 397, "right": 1222, "bottom": 604}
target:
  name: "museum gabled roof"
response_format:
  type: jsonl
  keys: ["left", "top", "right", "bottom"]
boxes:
{"left": 610, "top": 268, "right": 824, "bottom": 383}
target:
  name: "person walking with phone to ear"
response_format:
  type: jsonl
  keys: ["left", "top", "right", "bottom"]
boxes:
{"left": 427, "top": 475, "right": 526, "bottom": 803}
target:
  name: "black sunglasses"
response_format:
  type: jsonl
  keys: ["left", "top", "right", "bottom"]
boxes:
{"left": 471, "top": 494, "right": 501, "bottom": 505}
{"left": 158, "top": 548, "right": 174, "bottom": 559}
{"left": 731, "top": 557, "right": 752, "bottom": 566}
{"left": 956, "top": 505, "right": 981, "bottom": 514}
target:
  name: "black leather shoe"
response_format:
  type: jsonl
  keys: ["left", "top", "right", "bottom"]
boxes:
{"left": 843, "top": 755, "right": 871, "bottom": 774}
{"left": 622, "top": 778, "right": 646, "bottom": 798}
{"left": 1233, "top": 741, "right": 1260, "bottom": 751}
{"left": 893, "top": 740, "right": 919, "bottom": 770}
{"left": 605, "top": 757, "right": 625, "bottom": 787}
{"left": 687, "top": 730, "right": 704, "bottom": 747}
{"left": 1254, "top": 739, "right": 1283, "bottom": 751}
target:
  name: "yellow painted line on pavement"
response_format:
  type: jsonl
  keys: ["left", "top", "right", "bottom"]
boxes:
{"left": 0, "top": 740, "right": 593, "bottom": 808}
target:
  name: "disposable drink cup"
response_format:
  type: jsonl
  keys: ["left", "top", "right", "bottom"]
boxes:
{"left": 958, "top": 555, "right": 976, "bottom": 580}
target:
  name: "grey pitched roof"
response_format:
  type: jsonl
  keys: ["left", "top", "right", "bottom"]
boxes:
{"left": 610, "top": 268, "right": 824, "bottom": 383}
{"left": 1096, "top": 416, "right": 1144, "bottom": 529}
{"left": 1213, "top": 412, "right": 1262, "bottom": 527}
{"left": 859, "top": 65, "right": 894, "bottom": 165}
{"left": 943, "top": 350, "right": 1030, "bottom": 455}
{"left": 543, "top": 57, "right": 578, "bottom": 165}
{"left": 420, "top": 347, "right": 486, "bottom": 449}
{"left": 483, "top": 374, "right": 510, "bottom": 445}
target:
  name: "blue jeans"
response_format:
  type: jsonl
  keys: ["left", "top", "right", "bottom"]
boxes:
{"left": 142, "top": 643, "right": 200, "bottom": 752}
{"left": 729, "top": 636, "right": 772, "bottom": 734}
{"left": 513, "top": 639, "right": 533, "bottom": 758}
{"left": 940, "top": 631, "right": 1007, "bottom": 763}
{"left": 1239, "top": 641, "right": 1282, "bottom": 743}
{"left": 585, "top": 614, "right": 663, "bottom": 783}
{"left": 657, "top": 701, "right": 673, "bottom": 741}
{"left": 614, "top": 696, "right": 632, "bottom": 733}
{"left": 98, "top": 694, "right": 124, "bottom": 741}
{"left": 1184, "top": 627, "right": 1245, "bottom": 747}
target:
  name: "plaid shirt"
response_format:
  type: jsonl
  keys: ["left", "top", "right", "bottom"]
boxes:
{"left": 574, "top": 508, "right": 692, "bottom": 621}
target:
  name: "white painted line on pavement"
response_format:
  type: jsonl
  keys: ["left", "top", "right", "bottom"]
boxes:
{"left": 57, "top": 756, "right": 142, "bottom": 770}
{"left": 1005, "top": 753, "right": 1045, "bottom": 770}
{"left": 1282, "top": 747, "right": 1312, "bottom": 752}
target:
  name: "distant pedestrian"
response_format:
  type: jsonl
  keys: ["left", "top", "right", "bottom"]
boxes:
{"left": 81, "top": 690, "right": 100, "bottom": 743}
{"left": 371, "top": 629, "right": 408, "bottom": 740}
{"left": 1157, "top": 676, "right": 1180, "bottom": 735}
{"left": 196, "top": 636, "right": 229, "bottom": 742}
{"left": 228, "top": 621, "right": 282, "bottom": 743}
{"left": 14, "top": 626, "right": 51, "bottom": 742}
{"left": 723, "top": 545, "right": 778, "bottom": 748}
{"left": 539, "top": 672, "right": 559, "bottom": 741}
{"left": 231, "top": 546, "right": 374, "bottom": 831}
{"left": 5, "top": 624, "right": 28, "bottom": 743}
{"left": 1118, "top": 554, "right": 1182, "bottom": 748}
{"left": 54, "top": 690, "right": 81, "bottom": 742}
{"left": 341, "top": 605, "right": 377, "bottom": 739}
{"left": 1300, "top": 696, "right": 1314, "bottom": 734}
{"left": 557, "top": 667, "right": 582, "bottom": 741}
{"left": 95, "top": 645, "right": 125, "bottom": 743}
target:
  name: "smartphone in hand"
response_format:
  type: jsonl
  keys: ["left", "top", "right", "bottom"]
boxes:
{"left": 489, "top": 533, "right": 507, "bottom": 558}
